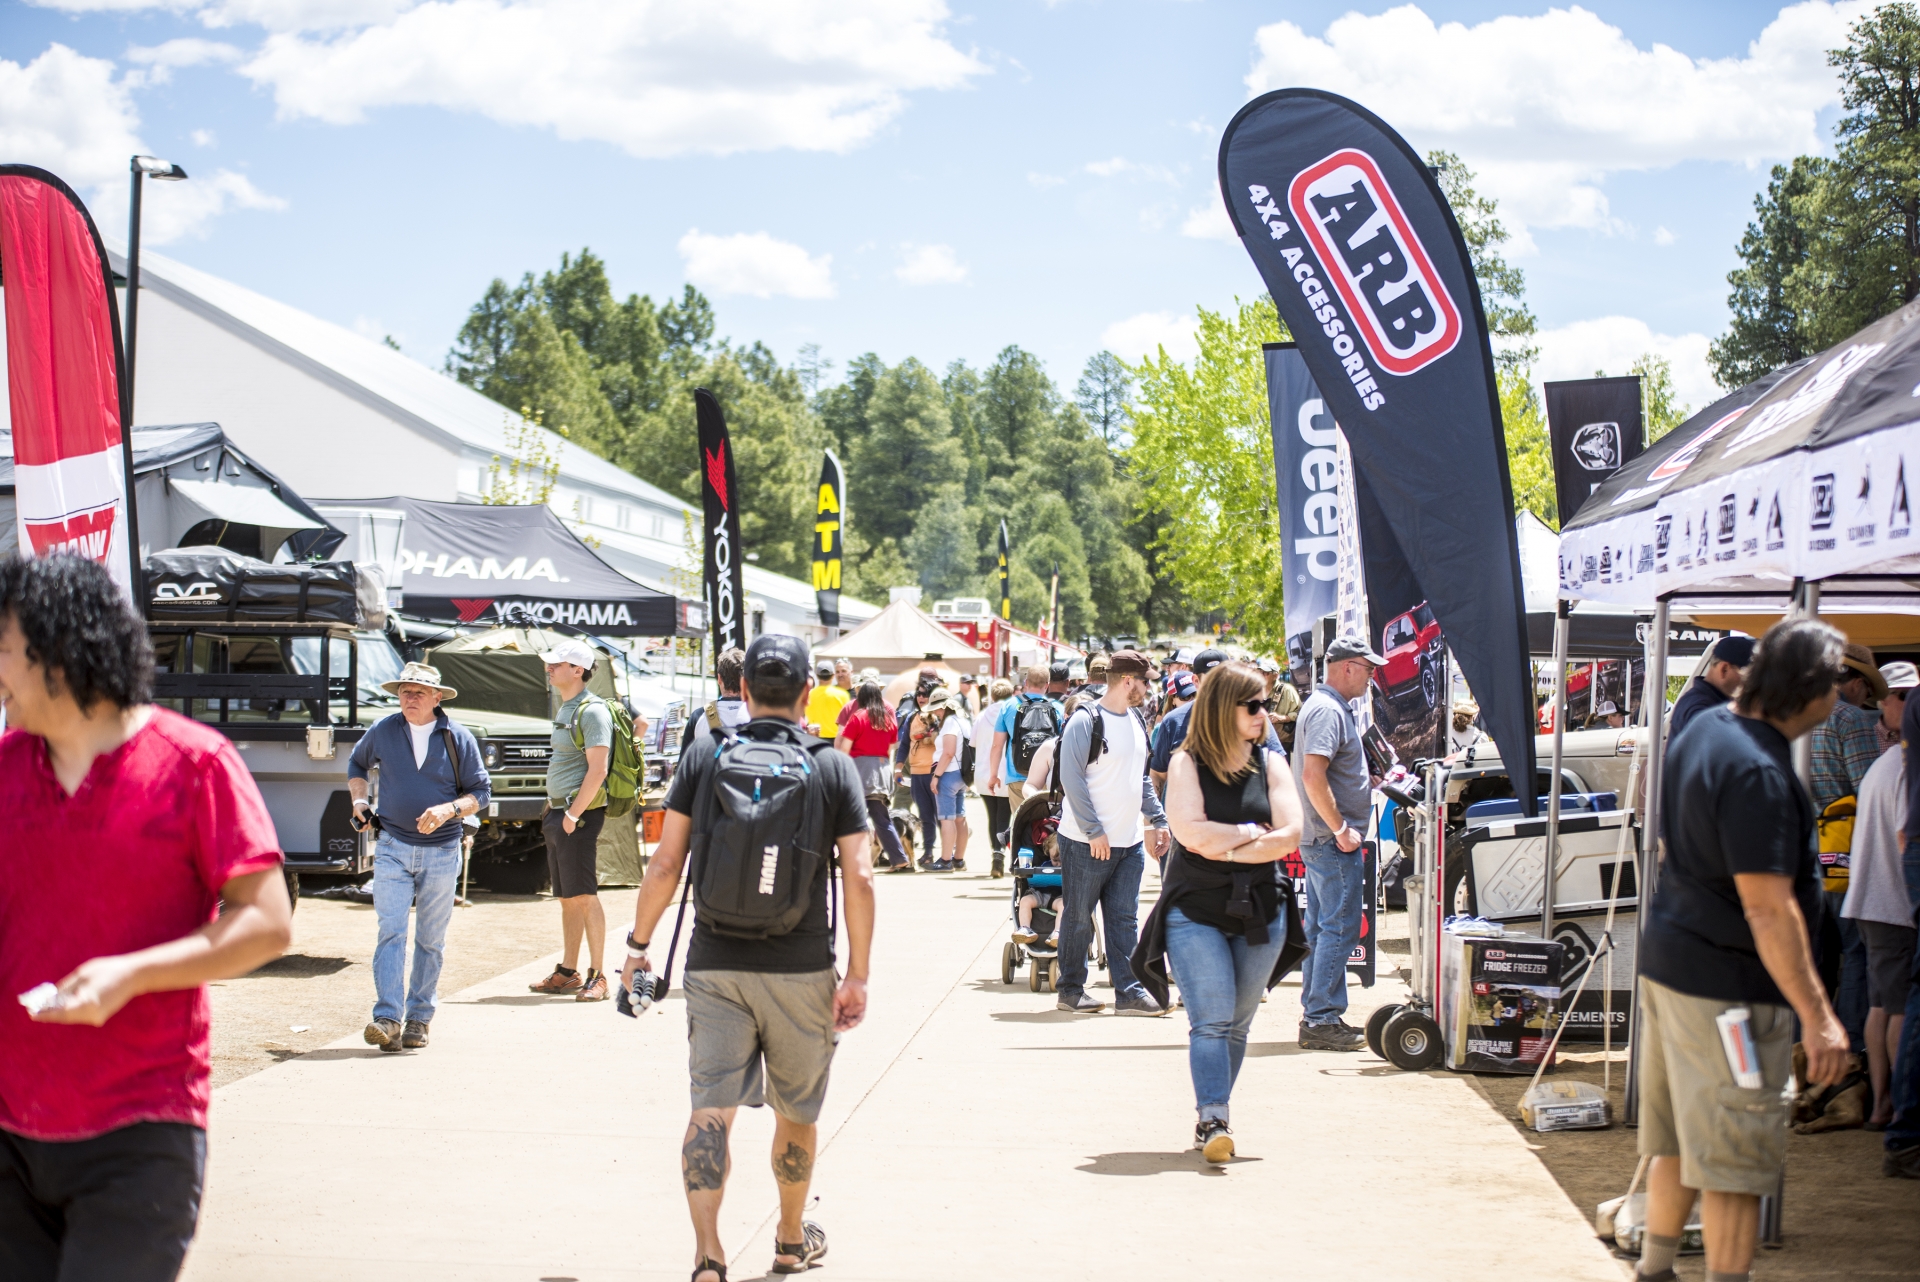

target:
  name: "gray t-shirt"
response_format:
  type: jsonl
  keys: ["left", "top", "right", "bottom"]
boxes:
{"left": 549, "top": 690, "right": 614, "bottom": 806}
{"left": 1292, "top": 684, "right": 1370, "bottom": 844}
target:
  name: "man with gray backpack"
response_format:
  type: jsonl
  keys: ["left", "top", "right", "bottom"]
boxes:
{"left": 619, "top": 633, "right": 876, "bottom": 1282}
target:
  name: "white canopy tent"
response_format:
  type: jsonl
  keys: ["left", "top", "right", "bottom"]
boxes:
{"left": 814, "top": 599, "right": 990, "bottom": 675}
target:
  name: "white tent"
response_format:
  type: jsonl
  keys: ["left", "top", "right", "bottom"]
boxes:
{"left": 814, "top": 599, "right": 990, "bottom": 674}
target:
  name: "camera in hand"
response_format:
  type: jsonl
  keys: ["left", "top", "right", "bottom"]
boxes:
{"left": 615, "top": 970, "right": 669, "bottom": 1018}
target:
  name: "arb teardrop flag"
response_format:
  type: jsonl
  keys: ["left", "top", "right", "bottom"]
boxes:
{"left": 0, "top": 166, "right": 135, "bottom": 596}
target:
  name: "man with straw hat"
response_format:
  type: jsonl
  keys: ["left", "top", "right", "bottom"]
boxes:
{"left": 349, "top": 662, "right": 491, "bottom": 1051}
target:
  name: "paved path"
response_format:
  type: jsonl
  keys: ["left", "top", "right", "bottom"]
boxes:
{"left": 184, "top": 869, "right": 1628, "bottom": 1281}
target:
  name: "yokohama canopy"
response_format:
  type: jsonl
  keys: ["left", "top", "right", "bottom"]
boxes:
{"left": 1557, "top": 300, "right": 1920, "bottom": 606}
{"left": 326, "top": 497, "right": 685, "bottom": 636}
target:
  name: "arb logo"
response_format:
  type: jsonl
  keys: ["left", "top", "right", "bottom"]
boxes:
{"left": 1290, "top": 149, "right": 1460, "bottom": 376}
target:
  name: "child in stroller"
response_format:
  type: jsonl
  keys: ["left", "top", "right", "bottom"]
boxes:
{"left": 999, "top": 785, "right": 1106, "bottom": 991}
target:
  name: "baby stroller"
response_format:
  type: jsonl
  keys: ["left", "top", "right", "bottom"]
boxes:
{"left": 999, "top": 787, "right": 1106, "bottom": 992}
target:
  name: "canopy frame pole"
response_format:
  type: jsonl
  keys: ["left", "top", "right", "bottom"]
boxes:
{"left": 1624, "top": 595, "right": 1671, "bottom": 1127}
{"left": 1542, "top": 600, "right": 1571, "bottom": 941}
{"left": 1790, "top": 578, "right": 1819, "bottom": 788}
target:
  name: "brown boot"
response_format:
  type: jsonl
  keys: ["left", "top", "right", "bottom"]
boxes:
{"left": 529, "top": 966, "right": 583, "bottom": 994}
{"left": 576, "top": 972, "right": 610, "bottom": 1002}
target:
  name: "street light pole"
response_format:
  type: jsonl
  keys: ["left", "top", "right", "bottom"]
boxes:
{"left": 122, "top": 155, "right": 186, "bottom": 610}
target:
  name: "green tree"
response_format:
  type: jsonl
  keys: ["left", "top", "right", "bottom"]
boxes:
{"left": 847, "top": 359, "right": 965, "bottom": 549}
{"left": 1126, "top": 297, "right": 1290, "bottom": 648}
{"left": 1501, "top": 369, "right": 1556, "bottom": 528}
{"left": 1790, "top": 4, "right": 1920, "bottom": 349}
{"left": 1430, "top": 149, "right": 1537, "bottom": 366}
{"left": 1632, "top": 352, "right": 1691, "bottom": 441}
{"left": 977, "top": 346, "right": 1058, "bottom": 478}
{"left": 1708, "top": 158, "right": 1819, "bottom": 388}
{"left": 1075, "top": 351, "right": 1133, "bottom": 447}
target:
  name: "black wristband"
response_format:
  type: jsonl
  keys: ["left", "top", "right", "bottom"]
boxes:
{"left": 626, "top": 932, "right": 648, "bottom": 952}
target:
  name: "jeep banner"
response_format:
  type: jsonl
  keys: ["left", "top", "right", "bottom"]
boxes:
{"left": 0, "top": 167, "right": 136, "bottom": 598}
{"left": 1545, "top": 376, "right": 1643, "bottom": 526}
{"left": 695, "top": 387, "right": 746, "bottom": 659}
{"left": 812, "top": 449, "right": 844, "bottom": 630}
{"left": 337, "top": 497, "right": 678, "bottom": 635}
{"left": 1264, "top": 343, "right": 1340, "bottom": 687}
{"left": 1220, "top": 89, "right": 1535, "bottom": 811}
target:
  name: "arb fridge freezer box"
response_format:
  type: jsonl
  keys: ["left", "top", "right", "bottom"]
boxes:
{"left": 1439, "top": 930, "right": 1564, "bottom": 1073}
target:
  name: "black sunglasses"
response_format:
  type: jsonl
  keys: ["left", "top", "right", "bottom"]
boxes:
{"left": 1237, "top": 697, "right": 1270, "bottom": 714}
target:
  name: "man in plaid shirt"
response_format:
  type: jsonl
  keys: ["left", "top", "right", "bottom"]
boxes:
{"left": 1809, "top": 641, "right": 1890, "bottom": 1055}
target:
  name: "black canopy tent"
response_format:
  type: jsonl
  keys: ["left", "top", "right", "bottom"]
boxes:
{"left": 1, "top": 422, "right": 345, "bottom": 562}
{"left": 320, "top": 496, "right": 693, "bottom": 637}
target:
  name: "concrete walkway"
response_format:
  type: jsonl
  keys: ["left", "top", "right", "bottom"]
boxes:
{"left": 184, "top": 871, "right": 1628, "bottom": 1281}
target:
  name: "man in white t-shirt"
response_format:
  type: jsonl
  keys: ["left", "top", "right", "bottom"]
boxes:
{"left": 930, "top": 688, "right": 972, "bottom": 871}
{"left": 1053, "top": 650, "right": 1170, "bottom": 1015}
{"left": 971, "top": 679, "right": 1015, "bottom": 876}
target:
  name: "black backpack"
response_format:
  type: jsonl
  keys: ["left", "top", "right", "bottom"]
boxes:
{"left": 1011, "top": 696, "right": 1062, "bottom": 775}
{"left": 687, "top": 721, "right": 833, "bottom": 940}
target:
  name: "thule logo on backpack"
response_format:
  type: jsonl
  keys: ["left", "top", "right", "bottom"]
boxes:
{"left": 759, "top": 845, "right": 779, "bottom": 895}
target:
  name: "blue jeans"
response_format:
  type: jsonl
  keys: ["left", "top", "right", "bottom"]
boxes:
{"left": 1828, "top": 890, "right": 1869, "bottom": 1051}
{"left": 1165, "top": 905, "right": 1288, "bottom": 1123}
{"left": 1298, "top": 835, "right": 1364, "bottom": 1026}
{"left": 1887, "top": 841, "right": 1920, "bottom": 1153}
{"left": 910, "top": 774, "right": 938, "bottom": 856}
{"left": 372, "top": 832, "right": 462, "bottom": 1024}
{"left": 1056, "top": 834, "right": 1147, "bottom": 1002}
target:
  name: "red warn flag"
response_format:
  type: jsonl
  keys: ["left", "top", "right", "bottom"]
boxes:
{"left": 0, "top": 168, "right": 132, "bottom": 594}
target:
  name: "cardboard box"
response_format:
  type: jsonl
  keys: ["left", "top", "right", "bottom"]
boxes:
{"left": 1440, "top": 930, "right": 1564, "bottom": 1073}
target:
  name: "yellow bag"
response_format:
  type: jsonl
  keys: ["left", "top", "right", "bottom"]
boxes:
{"left": 1818, "top": 795, "right": 1855, "bottom": 892}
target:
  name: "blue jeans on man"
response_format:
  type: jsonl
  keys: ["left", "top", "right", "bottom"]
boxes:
{"left": 1056, "top": 834, "right": 1147, "bottom": 1004}
{"left": 1298, "top": 835, "right": 1364, "bottom": 1027}
{"left": 372, "top": 832, "right": 462, "bottom": 1024}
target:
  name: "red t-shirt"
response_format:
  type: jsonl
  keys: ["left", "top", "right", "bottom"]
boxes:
{"left": 0, "top": 709, "right": 282, "bottom": 1141}
{"left": 840, "top": 707, "right": 898, "bottom": 759}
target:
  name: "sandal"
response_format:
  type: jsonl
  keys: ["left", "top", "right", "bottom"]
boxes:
{"left": 770, "top": 1221, "right": 827, "bottom": 1273}
{"left": 692, "top": 1259, "right": 727, "bottom": 1282}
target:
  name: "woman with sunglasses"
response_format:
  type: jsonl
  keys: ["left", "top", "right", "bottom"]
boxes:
{"left": 1132, "top": 661, "right": 1304, "bottom": 1164}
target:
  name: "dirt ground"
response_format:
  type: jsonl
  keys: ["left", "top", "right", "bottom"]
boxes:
{"left": 207, "top": 886, "right": 639, "bottom": 1088}
{"left": 1374, "top": 910, "right": 1920, "bottom": 1281}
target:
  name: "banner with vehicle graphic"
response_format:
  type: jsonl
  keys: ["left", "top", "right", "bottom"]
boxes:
{"left": 1544, "top": 376, "right": 1643, "bottom": 527}
{"left": 695, "top": 388, "right": 746, "bottom": 659}
{"left": 1220, "top": 89, "right": 1534, "bottom": 807}
{"left": 0, "top": 166, "right": 135, "bottom": 598}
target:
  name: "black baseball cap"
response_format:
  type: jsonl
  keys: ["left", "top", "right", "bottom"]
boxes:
{"left": 746, "top": 633, "right": 811, "bottom": 682}
{"left": 1192, "top": 647, "right": 1231, "bottom": 678}
{"left": 1710, "top": 635, "right": 1755, "bottom": 668}
{"left": 1049, "top": 661, "right": 1070, "bottom": 682}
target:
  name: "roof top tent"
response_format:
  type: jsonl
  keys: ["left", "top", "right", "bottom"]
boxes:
{"left": 310, "top": 495, "right": 698, "bottom": 638}
{"left": 0, "top": 422, "right": 345, "bottom": 563}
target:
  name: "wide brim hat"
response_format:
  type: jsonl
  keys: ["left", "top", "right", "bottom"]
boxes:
{"left": 381, "top": 661, "right": 458, "bottom": 700}
{"left": 1842, "top": 642, "right": 1889, "bottom": 701}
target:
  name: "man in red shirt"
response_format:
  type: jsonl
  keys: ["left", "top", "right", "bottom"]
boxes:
{"left": 0, "top": 554, "right": 291, "bottom": 1281}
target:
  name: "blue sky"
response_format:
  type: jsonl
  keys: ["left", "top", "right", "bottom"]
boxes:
{"left": 0, "top": 1, "right": 1868, "bottom": 413}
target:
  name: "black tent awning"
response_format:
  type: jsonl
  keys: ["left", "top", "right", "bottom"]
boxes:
{"left": 319, "top": 496, "right": 687, "bottom": 637}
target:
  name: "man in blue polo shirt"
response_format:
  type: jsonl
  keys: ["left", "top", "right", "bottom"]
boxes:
{"left": 986, "top": 665, "right": 1063, "bottom": 808}
{"left": 348, "top": 661, "right": 490, "bottom": 1052}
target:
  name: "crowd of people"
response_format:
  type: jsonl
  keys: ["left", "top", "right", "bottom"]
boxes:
{"left": 7, "top": 547, "right": 1919, "bottom": 1282}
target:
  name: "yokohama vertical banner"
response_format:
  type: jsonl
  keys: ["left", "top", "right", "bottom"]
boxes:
{"left": 1265, "top": 343, "right": 1341, "bottom": 685}
{"left": 812, "top": 449, "right": 844, "bottom": 629}
{"left": 0, "top": 167, "right": 135, "bottom": 597}
{"left": 694, "top": 388, "right": 745, "bottom": 659}
{"left": 1544, "top": 376, "right": 1644, "bottom": 527}
{"left": 1220, "top": 90, "right": 1535, "bottom": 811}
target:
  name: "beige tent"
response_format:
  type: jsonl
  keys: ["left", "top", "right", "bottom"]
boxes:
{"left": 814, "top": 599, "right": 989, "bottom": 675}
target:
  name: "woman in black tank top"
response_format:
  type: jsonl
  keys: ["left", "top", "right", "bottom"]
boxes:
{"left": 1149, "top": 661, "right": 1303, "bottom": 1164}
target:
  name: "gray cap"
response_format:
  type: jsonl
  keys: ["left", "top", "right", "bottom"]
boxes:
{"left": 1325, "top": 635, "right": 1386, "bottom": 666}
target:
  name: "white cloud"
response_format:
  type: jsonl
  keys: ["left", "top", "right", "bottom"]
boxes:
{"left": 1084, "top": 156, "right": 1176, "bottom": 184}
{"left": 226, "top": 0, "right": 984, "bottom": 158}
{"left": 1653, "top": 226, "right": 1677, "bottom": 246}
{"left": 0, "top": 44, "right": 285, "bottom": 243}
{"left": 1101, "top": 310, "right": 1199, "bottom": 364}
{"left": 1532, "top": 316, "right": 1717, "bottom": 416}
{"left": 32, "top": 0, "right": 417, "bottom": 29}
{"left": 1180, "top": 199, "right": 1236, "bottom": 242}
{"left": 191, "top": 128, "right": 217, "bottom": 147}
{"left": 126, "top": 38, "right": 245, "bottom": 67}
{"left": 894, "top": 242, "right": 966, "bottom": 285}
{"left": 678, "top": 229, "right": 835, "bottom": 300}
{"left": 1246, "top": 2, "right": 1871, "bottom": 236}
{"left": 1027, "top": 171, "right": 1065, "bottom": 187}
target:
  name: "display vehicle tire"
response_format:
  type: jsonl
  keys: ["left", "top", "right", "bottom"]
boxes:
{"left": 1365, "top": 1003, "right": 1404, "bottom": 1058}
{"left": 283, "top": 869, "right": 300, "bottom": 914}
{"left": 1382, "top": 1008, "right": 1445, "bottom": 1071}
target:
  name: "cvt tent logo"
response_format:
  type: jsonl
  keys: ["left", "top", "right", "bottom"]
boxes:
{"left": 1289, "top": 149, "right": 1461, "bottom": 377}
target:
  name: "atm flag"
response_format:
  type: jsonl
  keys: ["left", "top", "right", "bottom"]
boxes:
{"left": 813, "top": 449, "right": 844, "bottom": 628}
{"left": 1219, "top": 89, "right": 1535, "bottom": 812}
{"left": 0, "top": 166, "right": 132, "bottom": 595}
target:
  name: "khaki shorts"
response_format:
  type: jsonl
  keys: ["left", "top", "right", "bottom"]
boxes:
{"left": 685, "top": 968, "right": 838, "bottom": 1124}
{"left": 1637, "top": 976, "right": 1794, "bottom": 1196}
{"left": 1008, "top": 780, "right": 1028, "bottom": 809}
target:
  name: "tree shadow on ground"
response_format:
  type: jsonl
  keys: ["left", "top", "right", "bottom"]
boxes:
{"left": 1076, "top": 1150, "right": 1260, "bottom": 1177}
{"left": 265, "top": 1047, "right": 393, "bottom": 1064}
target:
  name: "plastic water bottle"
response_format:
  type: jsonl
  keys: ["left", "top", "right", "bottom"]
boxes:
{"left": 1017, "top": 847, "right": 1034, "bottom": 869}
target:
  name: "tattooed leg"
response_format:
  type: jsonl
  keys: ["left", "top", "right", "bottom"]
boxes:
{"left": 682, "top": 1108, "right": 735, "bottom": 1275}
{"left": 770, "top": 1114, "right": 818, "bottom": 1267}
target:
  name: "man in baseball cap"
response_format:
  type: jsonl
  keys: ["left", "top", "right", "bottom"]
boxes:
{"left": 529, "top": 637, "right": 616, "bottom": 1000}
{"left": 1877, "top": 661, "right": 1916, "bottom": 753}
{"left": 1670, "top": 634, "right": 1754, "bottom": 741}
{"left": 1148, "top": 647, "right": 1281, "bottom": 795}
{"left": 1295, "top": 635, "right": 1384, "bottom": 1051}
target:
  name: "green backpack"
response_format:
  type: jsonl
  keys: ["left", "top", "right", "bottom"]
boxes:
{"left": 571, "top": 693, "right": 645, "bottom": 818}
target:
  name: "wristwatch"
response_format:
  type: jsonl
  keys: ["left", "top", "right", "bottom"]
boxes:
{"left": 626, "top": 931, "right": 649, "bottom": 960}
